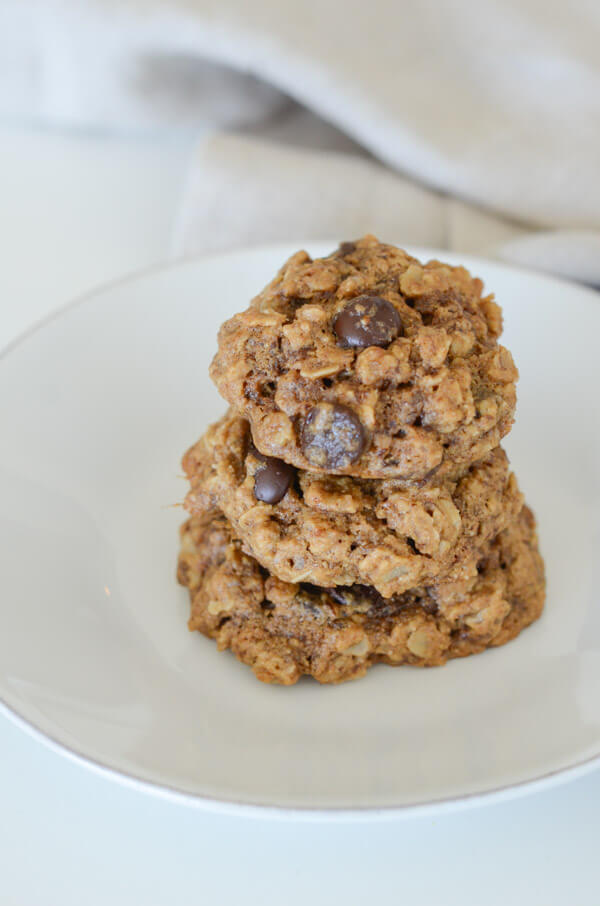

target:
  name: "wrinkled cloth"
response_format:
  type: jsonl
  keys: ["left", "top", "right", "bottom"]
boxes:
{"left": 4, "top": 0, "right": 600, "bottom": 281}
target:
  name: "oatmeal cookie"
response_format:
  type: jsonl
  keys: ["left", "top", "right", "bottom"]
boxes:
{"left": 183, "top": 411, "right": 523, "bottom": 598}
{"left": 177, "top": 506, "right": 545, "bottom": 685}
{"left": 210, "top": 235, "right": 518, "bottom": 479}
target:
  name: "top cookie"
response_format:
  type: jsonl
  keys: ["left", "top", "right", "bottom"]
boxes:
{"left": 210, "top": 235, "right": 518, "bottom": 479}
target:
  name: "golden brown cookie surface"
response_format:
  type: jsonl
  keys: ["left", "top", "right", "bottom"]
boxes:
{"left": 183, "top": 411, "right": 523, "bottom": 598}
{"left": 177, "top": 506, "right": 545, "bottom": 685}
{"left": 210, "top": 236, "right": 518, "bottom": 479}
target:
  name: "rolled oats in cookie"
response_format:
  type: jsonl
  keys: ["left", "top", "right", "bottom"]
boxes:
{"left": 177, "top": 506, "right": 545, "bottom": 685}
{"left": 182, "top": 411, "right": 524, "bottom": 598}
{"left": 209, "top": 235, "right": 518, "bottom": 479}
{"left": 177, "top": 234, "right": 545, "bottom": 686}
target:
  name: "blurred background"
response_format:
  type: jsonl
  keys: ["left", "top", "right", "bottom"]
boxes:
{"left": 2, "top": 2, "right": 600, "bottom": 903}
{"left": 2, "top": 0, "right": 600, "bottom": 348}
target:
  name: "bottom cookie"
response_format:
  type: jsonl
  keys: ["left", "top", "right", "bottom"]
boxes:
{"left": 177, "top": 507, "right": 545, "bottom": 685}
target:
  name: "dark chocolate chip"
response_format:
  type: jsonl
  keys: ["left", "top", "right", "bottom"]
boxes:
{"left": 333, "top": 295, "right": 401, "bottom": 349}
{"left": 254, "top": 456, "right": 296, "bottom": 504}
{"left": 338, "top": 241, "right": 357, "bottom": 256}
{"left": 300, "top": 402, "right": 366, "bottom": 469}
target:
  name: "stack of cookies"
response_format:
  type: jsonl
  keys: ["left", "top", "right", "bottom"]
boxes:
{"left": 177, "top": 236, "right": 545, "bottom": 685}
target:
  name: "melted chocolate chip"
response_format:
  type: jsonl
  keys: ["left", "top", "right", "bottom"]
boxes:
{"left": 253, "top": 456, "right": 296, "bottom": 504}
{"left": 300, "top": 402, "right": 366, "bottom": 469}
{"left": 326, "top": 583, "right": 438, "bottom": 617}
{"left": 327, "top": 585, "right": 382, "bottom": 608}
{"left": 333, "top": 295, "right": 401, "bottom": 349}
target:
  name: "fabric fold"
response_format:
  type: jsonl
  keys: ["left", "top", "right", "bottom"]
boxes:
{"left": 173, "top": 132, "right": 600, "bottom": 285}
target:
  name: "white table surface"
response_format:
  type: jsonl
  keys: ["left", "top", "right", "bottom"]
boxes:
{"left": 1, "top": 126, "right": 599, "bottom": 905}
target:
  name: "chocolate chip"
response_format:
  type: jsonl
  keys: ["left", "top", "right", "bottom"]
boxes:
{"left": 333, "top": 295, "right": 401, "bottom": 349}
{"left": 300, "top": 402, "right": 366, "bottom": 469}
{"left": 338, "top": 241, "right": 357, "bottom": 256}
{"left": 253, "top": 456, "right": 296, "bottom": 504}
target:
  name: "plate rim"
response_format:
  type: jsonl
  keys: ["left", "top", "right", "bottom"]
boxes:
{"left": 2, "top": 240, "right": 599, "bottom": 818}
{"left": 4, "top": 694, "right": 600, "bottom": 820}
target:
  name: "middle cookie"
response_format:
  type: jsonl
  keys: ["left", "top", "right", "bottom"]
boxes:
{"left": 183, "top": 412, "right": 523, "bottom": 598}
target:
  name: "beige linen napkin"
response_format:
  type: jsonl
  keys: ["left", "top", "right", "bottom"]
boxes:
{"left": 174, "top": 132, "right": 600, "bottom": 285}
{"left": 6, "top": 0, "right": 600, "bottom": 280}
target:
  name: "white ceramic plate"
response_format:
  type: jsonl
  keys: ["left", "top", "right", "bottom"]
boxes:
{"left": 1, "top": 243, "right": 599, "bottom": 816}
